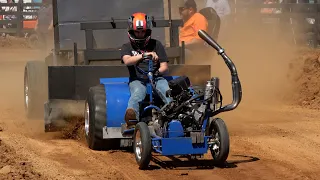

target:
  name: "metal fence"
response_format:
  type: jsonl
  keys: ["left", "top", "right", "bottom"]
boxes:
{"left": 0, "top": 2, "right": 42, "bottom": 37}
{"left": 0, "top": 1, "right": 319, "bottom": 47}
{"left": 229, "top": 1, "right": 319, "bottom": 47}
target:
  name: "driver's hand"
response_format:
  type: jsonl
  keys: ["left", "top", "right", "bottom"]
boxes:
{"left": 144, "top": 52, "right": 158, "bottom": 61}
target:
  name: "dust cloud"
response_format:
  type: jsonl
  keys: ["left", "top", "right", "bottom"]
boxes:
{"left": 210, "top": 20, "right": 297, "bottom": 108}
{"left": 165, "top": 1, "right": 301, "bottom": 110}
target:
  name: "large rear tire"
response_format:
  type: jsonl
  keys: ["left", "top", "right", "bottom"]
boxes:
{"left": 85, "top": 85, "right": 119, "bottom": 150}
{"left": 133, "top": 122, "right": 152, "bottom": 170}
{"left": 27, "top": 33, "right": 40, "bottom": 49}
{"left": 209, "top": 118, "right": 230, "bottom": 166}
{"left": 24, "top": 61, "right": 48, "bottom": 119}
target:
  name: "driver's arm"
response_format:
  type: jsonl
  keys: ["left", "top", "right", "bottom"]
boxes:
{"left": 159, "top": 62, "right": 169, "bottom": 75}
{"left": 122, "top": 54, "right": 143, "bottom": 65}
{"left": 120, "top": 44, "right": 143, "bottom": 65}
{"left": 156, "top": 41, "right": 169, "bottom": 75}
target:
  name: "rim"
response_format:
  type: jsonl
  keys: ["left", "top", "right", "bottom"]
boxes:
{"left": 135, "top": 130, "right": 142, "bottom": 161}
{"left": 84, "top": 102, "right": 89, "bottom": 136}
{"left": 210, "top": 130, "right": 221, "bottom": 158}
{"left": 24, "top": 71, "right": 29, "bottom": 110}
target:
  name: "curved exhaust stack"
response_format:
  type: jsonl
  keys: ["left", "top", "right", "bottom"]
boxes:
{"left": 198, "top": 29, "right": 242, "bottom": 115}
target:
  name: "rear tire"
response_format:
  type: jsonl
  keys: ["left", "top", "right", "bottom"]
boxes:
{"left": 85, "top": 85, "right": 119, "bottom": 150}
{"left": 27, "top": 33, "right": 40, "bottom": 49}
{"left": 24, "top": 61, "right": 48, "bottom": 119}
{"left": 133, "top": 122, "right": 152, "bottom": 170}
{"left": 209, "top": 118, "right": 230, "bottom": 166}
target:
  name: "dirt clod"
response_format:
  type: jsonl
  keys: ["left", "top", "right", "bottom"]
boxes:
{"left": 60, "top": 116, "right": 86, "bottom": 141}
{"left": 0, "top": 165, "right": 12, "bottom": 174}
{"left": 0, "top": 140, "right": 44, "bottom": 179}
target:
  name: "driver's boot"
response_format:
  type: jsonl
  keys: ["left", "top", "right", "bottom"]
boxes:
{"left": 124, "top": 108, "right": 137, "bottom": 129}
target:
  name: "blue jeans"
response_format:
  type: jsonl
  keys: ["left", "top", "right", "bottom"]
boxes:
{"left": 127, "top": 77, "right": 172, "bottom": 120}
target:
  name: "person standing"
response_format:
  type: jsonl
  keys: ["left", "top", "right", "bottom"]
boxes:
{"left": 204, "top": 0, "right": 231, "bottom": 20}
{"left": 34, "top": 0, "right": 53, "bottom": 57}
{"left": 204, "top": 0, "right": 231, "bottom": 41}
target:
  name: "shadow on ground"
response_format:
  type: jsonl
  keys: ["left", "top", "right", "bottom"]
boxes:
{"left": 147, "top": 154, "right": 260, "bottom": 170}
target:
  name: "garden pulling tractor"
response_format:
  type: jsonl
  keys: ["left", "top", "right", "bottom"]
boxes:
{"left": 22, "top": 0, "right": 239, "bottom": 169}
{"left": 85, "top": 30, "right": 242, "bottom": 169}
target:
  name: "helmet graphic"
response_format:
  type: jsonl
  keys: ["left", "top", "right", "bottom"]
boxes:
{"left": 127, "top": 12, "right": 153, "bottom": 49}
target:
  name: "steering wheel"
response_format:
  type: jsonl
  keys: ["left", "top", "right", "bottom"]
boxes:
{"left": 136, "top": 54, "right": 154, "bottom": 75}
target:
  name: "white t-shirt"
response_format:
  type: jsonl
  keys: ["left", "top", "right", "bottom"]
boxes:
{"left": 204, "top": 0, "right": 231, "bottom": 18}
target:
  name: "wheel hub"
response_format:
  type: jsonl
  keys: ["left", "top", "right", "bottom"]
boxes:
{"left": 84, "top": 102, "right": 90, "bottom": 136}
{"left": 135, "top": 130, "right": 143, "bottom": 161}
{"left": 210, "top": 131, "right": 220, "bottom": 158}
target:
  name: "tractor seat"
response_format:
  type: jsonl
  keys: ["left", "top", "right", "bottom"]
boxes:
{"left": 199, "top": 7, "right": 221, "bottom": 41}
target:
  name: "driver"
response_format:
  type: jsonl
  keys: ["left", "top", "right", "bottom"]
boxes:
{"left": 120, "top": 12, "right": 173, "bottom": 129}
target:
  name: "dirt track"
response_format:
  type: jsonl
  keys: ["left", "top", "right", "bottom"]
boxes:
{"left": 1, "top": 30, "right": 320, "bottom": 180}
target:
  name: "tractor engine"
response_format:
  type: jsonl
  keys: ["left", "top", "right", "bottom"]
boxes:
{"left": 154, "top": 76, "right": 210, "bottom": 135}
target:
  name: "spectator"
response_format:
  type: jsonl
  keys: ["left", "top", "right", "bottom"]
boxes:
{"left": 3, "top": 0, "right": 16, "bottom": 21}
{"left": 178, "top": 0, "right": 209, "bottom": 63}
{"left": 1, "top": 0, "right": 17, "bottom": 35}
{"left": 204, "top": 0, "right": 231, "bottom": 19}
{"left": 35, "top": 0, "right": 53, "bottom": 56}
{"left": 204, "top": 0, "right": 231, "bottom": 41}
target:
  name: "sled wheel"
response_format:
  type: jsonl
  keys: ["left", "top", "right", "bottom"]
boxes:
{"left": 209, "top": 118, "right": 230, "bottom": 166}
{"left": 85, "top": 85, "right": 119, "bottom": 150}
{"left": 27, "top": 33, "right": 40, "bottom": 49}
{"left": 133, "top": 122, "right": 152, "bottom": 170}
{"left": 24, "top": 61, "right": 48, "bottom": 119}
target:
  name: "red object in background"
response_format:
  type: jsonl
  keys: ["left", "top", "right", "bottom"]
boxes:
{"left": 23, "top": 20, "right": 37, "bottom": 29}
{"left": 261, "top": 0, "right": 275, "bottom": 14}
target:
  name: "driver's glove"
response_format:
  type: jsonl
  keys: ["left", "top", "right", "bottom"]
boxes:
{"left": 154, "top": 70, "right": 160, "bottom": 77}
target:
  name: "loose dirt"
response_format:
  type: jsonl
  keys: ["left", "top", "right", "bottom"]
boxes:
{"left": 0, "top": 136, "right": 44, "bottom": 180}
{"left": 285, "top": 48, "right": 320, "bottom": 109}
{"left": 1, "top": 16, "right": 320, "bottom": 180}
{"left": 59, "top": 116, "right": 86, "bottom": 141}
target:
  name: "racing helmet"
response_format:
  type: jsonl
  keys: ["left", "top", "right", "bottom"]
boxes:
{"left": 127, "top": 12, "right": 152, "bottom": 49}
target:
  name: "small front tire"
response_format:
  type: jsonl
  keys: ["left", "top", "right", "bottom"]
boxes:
{"left": 209, "top": 118, "right": 230, "bottom": 166}
{"left": 133, "top": 122, "right": 152, "bottom": 170}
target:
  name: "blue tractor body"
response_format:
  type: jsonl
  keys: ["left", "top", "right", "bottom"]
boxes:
{"left": 152, "top": 119, "right": 211, "bottom": 156}
{"left": 98, "top": 76, "right": 211, "bottom": 156}
{"left": 84, "top": 30, "right": 242, "bottom": 169}
{"left": 100, "top": 76, "right": 176, "bottom": 128}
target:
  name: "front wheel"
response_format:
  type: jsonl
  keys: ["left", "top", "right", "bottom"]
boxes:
{"left": 209, "top": 118, "right": 230, "bottom": 166}
{"left": 133, "top": 122, "right": 152, "bottom": 170}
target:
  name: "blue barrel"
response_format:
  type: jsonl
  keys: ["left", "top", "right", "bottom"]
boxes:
{"left": 100, "top": 77, "right": 130, "bottom": 127}
{"left": 100, "top": 76, "right": 180, "bottom": 128}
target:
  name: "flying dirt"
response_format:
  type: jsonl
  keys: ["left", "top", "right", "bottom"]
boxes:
{"left": 1, "top": 6, "right": 320, "bottom": 180}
